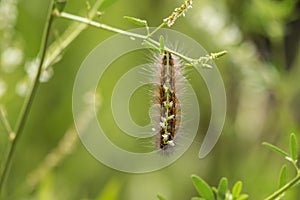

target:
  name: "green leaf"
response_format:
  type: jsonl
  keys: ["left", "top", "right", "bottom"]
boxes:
{"left": 217, "top": 178, "right": 228, "bottom": 200}
{"left": 232, "top": 181, "right": 242, "bottom": 199}
{"left": 123, "top": 16, "right": 148, "bottom": 27}
{"left": 262, "top": 142, "right": 289, "bottom": 157}
{"left": 290, "top": 133, "right": 298, "bottom": 161}
{"left": 237, "top": 194, "right": 249, "bottom": 200}
{"left": 99, "top": 0, "right": 118, "bottom": 10}
{"left": 191, "top": 175, "right": 214, "bottom": 200}
{"left": 278, "top": 165, "right": 287, "bottom": 189}
{"left": 212, "top": 187, "right": 218, "bottom": 194}
{"left": 185, "top": 63, "right": 194, "bottom": 67}
{"left": 159, "top": 35, "right": 165, "bottom": 54}
{"left": 54, "top": 0, "right": 67, "bottom": 13}
{"left": 191, "top": 197, "right": 204, "bottom": 200}
{"left": 157, "top": 194, "right": 167, "bottom": 200}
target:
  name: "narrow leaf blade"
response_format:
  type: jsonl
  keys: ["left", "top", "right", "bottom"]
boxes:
{"left": 123, "top": 16, "right": 147, "bottom": 27}
{"left": 237, "top": 194, "right": 249, "bottom": 200}
{"left": 191, "top": 175, "right": 214, "bottom": 200}
{"left": 191, "top": 197, "right": 204, "bottom": 200}
{"left": 290, "top": 133, "right": 298, "bottom": 161}
{"left": 278, "top": 165, "right": 287, "bottom": 188}
{"left": 159, "top": 35, "right": 165, "bottom": 54}
{"left": 212, "top": 187, "right": 218, "bottom": 194}
{"left": 232, "top": 181, "right": 242, "bottom": 199}
{"left": 262, "top": 142, "right": 289, "bottom": 157}
{"left": 217, "top": 177, "right": 228, "bottom": 200}
{"left": 157, "top": 194, "right": 167, "bottom": 200}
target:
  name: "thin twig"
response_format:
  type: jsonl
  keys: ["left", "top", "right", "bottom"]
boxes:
{"left": 44, "top": 0, "right": 108, "bottom": 70}
{"left": 146, "top": 22, "right": 166, "bottom": 39}
{"left": 264, "top": 171, "right": 300, "bottom": 200}
{"left": 56, "top": 12, "right": 147, "bottom": 39}
{"left": 55, "top": 12, "right": 226, "bottom": 65}
{"left": 0, "top": 0, "right": 55, "bottom": 194}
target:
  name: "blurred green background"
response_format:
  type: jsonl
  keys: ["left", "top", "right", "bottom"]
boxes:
{"left": 0, "top": 0, "right": 300, "bottom": 199}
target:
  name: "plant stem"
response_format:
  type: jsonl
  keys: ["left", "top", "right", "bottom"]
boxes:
{"left": 264, "top": 171, "right": 300, "bottom": 200}
{"left": 56, "top": 12, "right": 185, "bottom": 58}
{"left": 0, "top": 0, "right": 55, "bottom": 195}
{"left": 55, "top": 12, "right": 226, "bottom": 65}
{"left": 146, "top": 22, "right": 166, "bottom": 39}
{"left": 44, "top": 0, "right": 105, "bottom": 70}
{"left": 57, "top": 12, "right": 148, "bottom": 39}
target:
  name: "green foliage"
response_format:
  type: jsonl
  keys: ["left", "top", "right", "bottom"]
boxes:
{"left": 263, "top": 133, "right": 299, "bottom": 200}
{"left": 123, "top": 16, "right": 148, "bottom": 27}
{"left": 190, "top": 176, "right": 248, "bottom": 200}
{"left": 216, "top": 178, "right": 227, "bottom": 200}
{"left": 262, "top": 142, "right": 289, "bottom": 157}
{"left": 231, "top": 181, "right": 242, "bottom": 199}
{"left": 264, "top": 133, "right": 299, "bottom": 167}
{"left": 290, "top": 133, "right": 298, "bottom": 162}
{"left": 191, "top": 175, "right": 214, "bottom": 200}
{"left": 191, "top": 198, "right": 204, "bottom": 200}
{"left": 157, "top": 194, "right": 167, "bottom": 200}
{"left": 123, "top": 16, "right": 150, "bottom": 35}
{"left": 278, "top": 165, "right": 287, "bottom": 188}
{"left": 157, "top": 133, "right": 299, "bottom": 200}
{"left": 1, "top": 0, "right": 300, "bottom": 199}
{"left": 159, "top": 35, "right": 165, "bottom": 54}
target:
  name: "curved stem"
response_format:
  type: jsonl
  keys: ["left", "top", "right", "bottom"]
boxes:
{"left": 0, "top": 0, "right": 55, "bottom": 195}
{"left": 264, "top": 171, "right": 300, "bottom": 200}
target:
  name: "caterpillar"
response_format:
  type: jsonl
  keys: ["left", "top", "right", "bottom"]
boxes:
{"left": 152, "top": 51, "right": 183, "bottom": 152}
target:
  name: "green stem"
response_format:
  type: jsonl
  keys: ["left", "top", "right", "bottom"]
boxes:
{"left": 44, "top": 0, "right": 105, "bottom": 70}
{"left": 55, "top": 12, "right": 224, "bottom": 64}
{"left": 0, "top": 0, "right": 55, "bottom": 195}
{"left": 57, "top": 12, "right": 147, "bottom": 39}
{"left": 146, "top": 22, "right": 166, "bottom": 39}
{"left": 264, "top": 171, "right": 300, "bottom": 200}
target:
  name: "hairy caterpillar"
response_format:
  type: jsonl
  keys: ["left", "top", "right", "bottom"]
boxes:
{"left": 151, "top": 51, "right": 184, "bottom": 152}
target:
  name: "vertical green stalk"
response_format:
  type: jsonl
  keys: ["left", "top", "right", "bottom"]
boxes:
{"left": 0, "top": 0, "right": 55, "bottom": 195}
